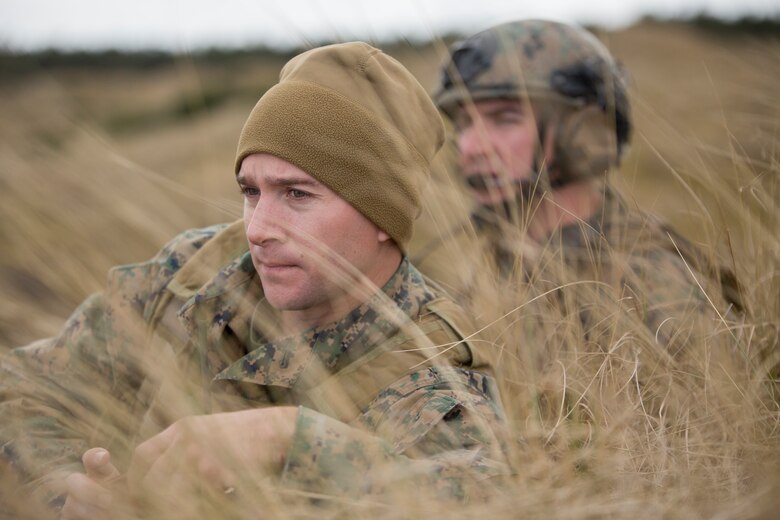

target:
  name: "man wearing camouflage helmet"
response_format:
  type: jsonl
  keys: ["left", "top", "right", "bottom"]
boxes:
{"left": 435, "top": 19, "right": 631, "bottom": 241}
{"left": 0, "top": 42, "right": 507, "bottom": 518}
{"left": 413, "top": 19, "right": 742, "bottom": 346}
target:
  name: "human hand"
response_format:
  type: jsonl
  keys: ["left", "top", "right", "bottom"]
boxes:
{"left": 61, "top": 448, "right": 121, "bottom": 520}
{"left": 127, "top": 406, "right": 298, "bottom": 504}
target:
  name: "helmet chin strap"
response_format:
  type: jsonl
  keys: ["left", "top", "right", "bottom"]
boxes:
{"left": 533, "top": 113, "right": 570, "bottom": 190}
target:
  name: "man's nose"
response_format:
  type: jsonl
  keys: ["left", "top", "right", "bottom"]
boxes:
{"left": 458, "top": 123, "right": 492, "bottom": 164}
{"left": 245, "top": 198, "right": 285, "bottom": 246}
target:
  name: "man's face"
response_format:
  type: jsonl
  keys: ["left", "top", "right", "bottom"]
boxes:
{"left": 238, "top": 153, "right": 391, "bottom": 318}
{"left": 454, "top": 98, "right": 539, "bottom": 206}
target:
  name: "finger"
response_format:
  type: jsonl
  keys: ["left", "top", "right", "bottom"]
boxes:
{"left": 61, "top": 494, "right": 110, "bottom": 520}
{"left": 64, "top": 473, "right": 113, "bottom": 511}
{"left": 127, "top": 422, "right": 180, "bottom": 487}
{"left": 137, "top": 440, "right": 186, "bottom": 498}
{"left": 82, "top": 448, "right": 121, "bottom": 481}
{"left": 139, "top": 444, "right": 235, "bottom": 501}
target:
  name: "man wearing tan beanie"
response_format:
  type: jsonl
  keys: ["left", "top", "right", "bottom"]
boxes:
{"left": 1, "top": 42, "right": 507, "bottom": 517}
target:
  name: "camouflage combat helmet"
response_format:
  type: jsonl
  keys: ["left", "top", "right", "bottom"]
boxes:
{"left": 435, "top": 19, "right": 632, "bottom": 186}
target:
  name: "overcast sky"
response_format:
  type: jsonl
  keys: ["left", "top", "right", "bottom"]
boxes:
{"left": 1, "top": 0, "right": 778, "bottom": 51}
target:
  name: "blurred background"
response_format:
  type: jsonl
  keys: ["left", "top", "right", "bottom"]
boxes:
{"left": 2, "top": 0, "right": 778, "bottom": 50}
{"left": 1, "top": 1, "right": 778, "bottom": 347}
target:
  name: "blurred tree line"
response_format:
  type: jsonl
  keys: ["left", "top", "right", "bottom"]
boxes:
{"left": 2, "top": 14, "right": 776, "bottom": 80}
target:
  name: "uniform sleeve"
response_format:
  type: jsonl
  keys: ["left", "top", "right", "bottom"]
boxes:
{"left": 280, "top": 367, "right": 509, "bottom": 502}
{"left": 0, "top": 225, "right": 225, "bottom": 509}
{"left": 0, "top": 293, "right": 114, "bottom": 509}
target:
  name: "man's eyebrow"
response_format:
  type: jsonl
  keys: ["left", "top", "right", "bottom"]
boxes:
{"left": 265, "top": 176, "right": 321, "bottom": 188}
{"left": 236, "top": 173, "right": 321, "bottom": 188}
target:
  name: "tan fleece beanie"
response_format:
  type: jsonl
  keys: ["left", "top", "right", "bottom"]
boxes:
{"left": 235, "top": 42, "right": 445, "bottom": 250}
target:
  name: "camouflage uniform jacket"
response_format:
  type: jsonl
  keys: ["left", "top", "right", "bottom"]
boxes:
{"left": 413, "top": 189, "right": 741, "bottom": 349}
{"left": 0, "top": 220, "right": 507, "bottom": 510}
{"left": 551, "top": 190, "right": 741, "bottom": 343}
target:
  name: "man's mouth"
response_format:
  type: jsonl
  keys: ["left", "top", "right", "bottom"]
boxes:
{"left": 464, "top": 174, "right": 526, "bottom": 203}
{"left": 257, "top": 263, "right": 301, "bottom": 283}
{"left": 464, "top": 173, "right": 517, "bottom": 192}
{"left": 253, "top": 253, "right": 302, "bottom": 275}
{"left": 259, "top": 260, "right": 298, "bottom": 270}
{"left": 465, "top": 172, "right": 543, "bottom": 200}
{"left": 262, "top": 262, "right": 294, "bottom": 268}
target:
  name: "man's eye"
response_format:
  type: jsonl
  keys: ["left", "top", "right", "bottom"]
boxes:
{"left": 240, "top": 185, "right": 259, "bottom": 197}
{"left": 288, "top": 188, "right": 310, "bottom": 200}
{"left": 453, "top": 112, "right": 472, "bottom": 133}
{"left": 494, "top": 111, "right": 524, "bottom": 125}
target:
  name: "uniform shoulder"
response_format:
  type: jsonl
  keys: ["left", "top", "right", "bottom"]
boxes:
{"left": 155, "top": 223, "right": 233, "bottom": 269}
{"left": 104, "top": 222, "right": 238, "bottom": 314}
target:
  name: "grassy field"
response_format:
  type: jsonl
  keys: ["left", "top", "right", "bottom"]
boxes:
{"left": 1, "top": 20, "right": 778, "bottom": 518}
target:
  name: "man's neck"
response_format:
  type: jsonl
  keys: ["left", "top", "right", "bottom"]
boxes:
{"left": 527, "top": 181, "right": 604, "bottom": 242}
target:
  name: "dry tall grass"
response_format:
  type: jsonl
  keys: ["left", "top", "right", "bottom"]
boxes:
{"left": 1, "top": 21, "right": 778, "bottom": 518}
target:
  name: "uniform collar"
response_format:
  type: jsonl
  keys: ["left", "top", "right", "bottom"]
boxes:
{"left": 179, "top": 255, "right": 435, "bottom": 389}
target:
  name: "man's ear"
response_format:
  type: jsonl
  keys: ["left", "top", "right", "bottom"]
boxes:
{"left": 378, "top": 230, "right": 392, "bottom": 243}
{"left": 539, "top": 122, "right": 563, "bottom": 187}
{"left": 555, "top": 105, "right": 618, "bottom": 185}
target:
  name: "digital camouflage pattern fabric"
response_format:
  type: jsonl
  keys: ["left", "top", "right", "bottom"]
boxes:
{"left": 0, "top": 220, "right": 508, "bottom": 514}
{"left": 412, "top": 186, "right": 746, "bottom": 460}
{"left": 414, "top": 189, "right": 741, "bottom": 346}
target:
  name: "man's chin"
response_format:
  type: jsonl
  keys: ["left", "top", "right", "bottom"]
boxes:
{"left": 263, "top": 291, "right": 306, "bottom": 313}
